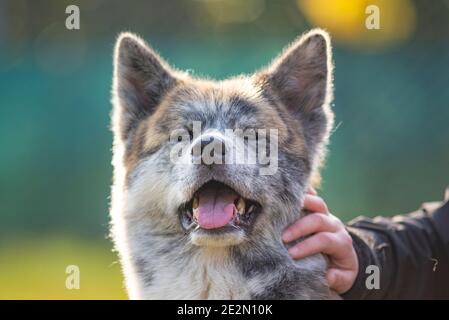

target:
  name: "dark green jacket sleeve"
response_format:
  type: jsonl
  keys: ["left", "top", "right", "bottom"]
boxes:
{"left": 341, "top": 193, "right": 449, "bottom": 300}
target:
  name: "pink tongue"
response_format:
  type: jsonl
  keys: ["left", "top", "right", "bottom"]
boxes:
{"left": 196, "top": 187, "right": 238, "bottom": 229}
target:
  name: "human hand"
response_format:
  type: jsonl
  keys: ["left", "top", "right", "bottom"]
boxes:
{"left": 282, "top": 189, "right": 359, "bottom": 294}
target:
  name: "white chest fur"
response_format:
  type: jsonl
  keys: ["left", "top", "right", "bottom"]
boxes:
{"left": 139, "top": 248, "right": 251, "bottom": 299}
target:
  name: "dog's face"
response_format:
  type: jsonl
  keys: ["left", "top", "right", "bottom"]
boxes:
{"left": 112, "top": 30, "right": 333, "bottom": 248}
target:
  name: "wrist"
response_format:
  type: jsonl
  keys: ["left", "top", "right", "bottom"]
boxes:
{"left": 340, "top": 226, "right": 372, "bottom": 299}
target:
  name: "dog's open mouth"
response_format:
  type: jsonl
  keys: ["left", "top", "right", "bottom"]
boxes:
{"left": 179, "top": 180, "right": 261, "bottom": 246}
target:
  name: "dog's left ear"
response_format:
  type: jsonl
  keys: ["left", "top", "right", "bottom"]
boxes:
{"left": 261, "top": 29, "right": 334, "bottom": 161}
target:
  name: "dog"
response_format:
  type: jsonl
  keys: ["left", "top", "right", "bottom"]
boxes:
{"left": 110, "top": 28, "right": 337, "bottom": 299}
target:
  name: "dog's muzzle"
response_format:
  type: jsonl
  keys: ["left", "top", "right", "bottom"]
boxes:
{"left": 179, "top": 180, "right": 261, "bottom": 246}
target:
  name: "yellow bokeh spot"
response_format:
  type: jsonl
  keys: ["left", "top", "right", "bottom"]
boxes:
{"left": 297, "top": 0, "right": 416, "bottom": 48}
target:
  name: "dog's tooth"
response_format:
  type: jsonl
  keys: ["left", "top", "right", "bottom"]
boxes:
{"left": 192, "top": 197, "right": 199, "bottom": 209}
{"left": 192, "top": 208, "right": 199, "bottom": 222}
{"left": 235, "top": 213, "right": 240, "bottom": 225}
{"left": 237, "top": 197, "right": 246, "bottom": 214}
{"left": 247, "top": 205, "right": 255, "bottom": 214}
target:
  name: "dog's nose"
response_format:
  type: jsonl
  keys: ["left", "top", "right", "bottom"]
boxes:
{"left": 191, "top": 135, "right": 226, "bottom": 165}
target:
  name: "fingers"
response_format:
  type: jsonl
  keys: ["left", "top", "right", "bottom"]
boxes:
{"left": 303, "top": 194, "right": 328, "bottom": 214}
{"left": 287, "top": 231, "right": 352, "bottom": 260}
{"left": 282, "top": 189, "right": 359, "bottom": 294}
{"left": 307, "top": 187, "right": 317, "bottom": 195}
{"left": 282, "top": 213, "right": 339, "bottom": 243}
{"left": 282, "top": 194, "right": 330, "bottom": 242}
{"left": 288, "top": 232, "right": 337, "bottom": 259}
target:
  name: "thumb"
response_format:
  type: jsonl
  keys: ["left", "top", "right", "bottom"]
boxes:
{"left": 326, "top": 268, "right": 353, "bottom": 294}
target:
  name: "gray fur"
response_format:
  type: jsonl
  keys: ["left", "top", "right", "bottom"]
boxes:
{"left": 110, "top": 29, "right": 338, "bottom": 299}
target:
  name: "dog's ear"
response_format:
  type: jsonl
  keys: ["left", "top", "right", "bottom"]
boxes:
{"left": 112, "top": 32, "right": 176, "bottom": 140}
{"left": 261, "top": 29, "right": 334, "bottom": 161}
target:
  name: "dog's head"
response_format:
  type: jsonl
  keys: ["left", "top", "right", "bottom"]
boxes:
{"left": 111, "top": 30, "right": 334, "bottom": 248}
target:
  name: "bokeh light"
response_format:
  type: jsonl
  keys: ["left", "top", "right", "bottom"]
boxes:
{"left": 0, "top": 0, "right": 448, "bottom": 299}
{"left": 297, "top": 0, "right": 417, "bottom": 48}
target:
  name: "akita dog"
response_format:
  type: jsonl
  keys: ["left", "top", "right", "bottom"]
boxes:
{"left": 110, "top": 29, "right": 337, "bottom": 299}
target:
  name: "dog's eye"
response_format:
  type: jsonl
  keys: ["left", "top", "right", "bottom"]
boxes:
{"left": 179, "top": 126, "right": 193, "bottom": 140}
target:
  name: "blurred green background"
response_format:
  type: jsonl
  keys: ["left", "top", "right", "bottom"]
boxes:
{"left": 0, "top": 0, "right": 448, "bottom": 299}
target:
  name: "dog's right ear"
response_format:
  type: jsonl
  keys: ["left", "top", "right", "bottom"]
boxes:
{"left": 259, "top": 29, "right": 334, "bottom": 169}
{"left": 112, "top": 33, "right": 176, "bottom": 141}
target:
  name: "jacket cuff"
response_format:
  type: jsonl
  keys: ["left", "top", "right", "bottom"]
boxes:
{"left": 341, "top": 225, "right": 377, "bottom": 300}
